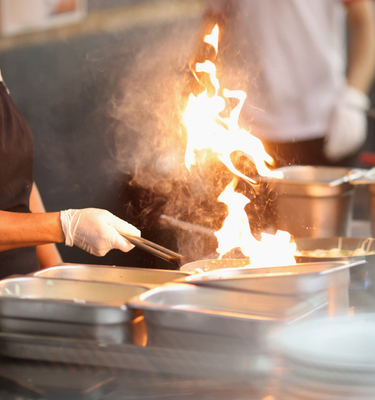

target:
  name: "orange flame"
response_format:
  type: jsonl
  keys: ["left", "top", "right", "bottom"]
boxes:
{"left": 183, "top": 24, "right": 294, "bottom": 266}
{"left": 215, "top": 179, "right": 296, "bottom": 266}
{"left": 203, "top": 24, "right": 219, "bottom": 53}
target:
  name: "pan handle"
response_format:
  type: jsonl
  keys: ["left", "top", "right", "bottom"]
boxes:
{"left": 121, "top": 234, "right": 186, "bottom": 268}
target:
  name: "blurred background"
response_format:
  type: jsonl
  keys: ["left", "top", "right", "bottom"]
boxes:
{"left": 1, "top": 0, "right": 375, "bottom": 268}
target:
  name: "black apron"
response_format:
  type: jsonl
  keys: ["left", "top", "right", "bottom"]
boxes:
{"left": 0, "top": 80, "right": 39, "bottom": 279}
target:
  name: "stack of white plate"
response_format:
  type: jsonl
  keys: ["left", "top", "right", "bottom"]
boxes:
{"left": 273, "top": 314, "right": 375, "bottom": 400}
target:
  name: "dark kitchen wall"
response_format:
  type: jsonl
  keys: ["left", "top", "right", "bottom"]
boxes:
{"left": 0, "top": 0, "right": 203, "bottom": 269}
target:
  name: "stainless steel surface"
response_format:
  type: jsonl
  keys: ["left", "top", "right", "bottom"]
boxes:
{"left": 329, "top": 167, "right": 375, "bottom": 186}
{"left": 0, "top": 318, "right": 130, "bottom": 343}
{"left": 350, "top": 220, "right": 372, "bottom": 238}
{"left": 127, "top": 284, "right": 328, "bottom": 355}
{"left": 0, "top": 276, "right": 148, "bottom": 324}
{"left": 294, "top": 237, "right": 375, "bottom": 311}
{"left": 34, "top": 264, "right": 190, "bottom": 288}
{"left": 0, "top": 332, "right": 270, "bottom": 379}
{"left": 128, "top": 283, "right": 327, "bottom": 326}
{"left": 263, "top": 166, "right": 355, "bottom": 238}
{"left": 181, "top": 261, "right": 356, "bottom": 295}
{"left": 180, "top": 259, "right": 251, "bottom": 272}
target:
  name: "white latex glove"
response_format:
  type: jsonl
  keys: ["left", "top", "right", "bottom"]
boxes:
{"left": 60, "top": 208, "right": 141, "bottom": 256}
{"left": 324, "top": 86, "right": 370, "bottom": 162}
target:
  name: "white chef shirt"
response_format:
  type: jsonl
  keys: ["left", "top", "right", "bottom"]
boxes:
{"left": 220, "top": 0, "right": 355, "bottom": 142}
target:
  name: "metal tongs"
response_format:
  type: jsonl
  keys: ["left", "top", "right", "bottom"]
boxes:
{"left": 121, "top": 234, "right": 187, "bottom": 268}
{"left": 329, "top": 166, "right": 375, "bottom": 187}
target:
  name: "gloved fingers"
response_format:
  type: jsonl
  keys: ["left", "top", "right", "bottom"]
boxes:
{"left": 342, "top": 86, "right": 371, "bottom": 110}
{"left": 80, "top": 227, "right": 135, "bottom": 257}
{"left": 108, "top": 215, "right": 141, "bottom": 238}
{"left": 60, "top": 208, "right": 140, "bottom": 257}
{"left": 324, "top": 96, "right": 368, "bottom": 162}
{"left": 106, "top": 214, "right": 140, "bottom": 252}
{"left": 107, "top": 230, "right": 135, "bottom": 254}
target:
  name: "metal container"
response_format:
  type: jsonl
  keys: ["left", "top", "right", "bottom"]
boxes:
{"left": 263, "top": 166, "right": 355, "bottom": 238}
{"left": 0, "top": 332, "right": 272, "bottom": 379}
{"left": 0, "top": 276, "right": 148, "bottom": 324}
{"left": 295, "top": 237, "right": 375, "bottom": 310}
{"left": 0, "top": 317, "right": 131, "bottom": 343}
{"left": 181, "top": 261, "right": 355, "bottom": 317}
{"left": 127, "top": 284, "right": 328, "bottom": 355}
{"left": 182, "top": 261, "right": 353, "bottom": 295}
{"left": 180, "top": 258, "right": 251, "bottom": 273}
{"left": 34, "top": 263, "right": 190, "bottom": 288}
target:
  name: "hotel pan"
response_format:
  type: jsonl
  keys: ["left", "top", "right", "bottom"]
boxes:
{"left": 0, "top": 276, "right": 148, "bottom": 324}
{"left": 180, "top": 258, "right": 251, "bottom": 272}
{"left": 181, "top": 261, "right": 358, "bottom": 295}
{"left": 34, "top": 263, "right": 190, "bottom": 288}
{"left": 294, "top": 237, "right": 375, "bottom": 289}
{"left": 127, "top": 283, "right": 328, "bottom": 354}
{"left": 0, "top": 317, "right": 131, "bottom": 343}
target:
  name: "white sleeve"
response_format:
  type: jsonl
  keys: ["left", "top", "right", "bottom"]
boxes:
{"left": 206, "top": 0, "right": 231, "bottom": 13}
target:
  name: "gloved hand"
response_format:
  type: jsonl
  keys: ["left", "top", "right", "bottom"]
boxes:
{"left": 60, "top": 208, "right": 140, "bottom": 256}
{"left": 324, "top": 85, "right": 370, "bottom": 162}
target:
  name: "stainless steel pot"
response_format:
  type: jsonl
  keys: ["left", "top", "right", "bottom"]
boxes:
{"left": 262, "top": 166, "right": 355, "bottom": 238}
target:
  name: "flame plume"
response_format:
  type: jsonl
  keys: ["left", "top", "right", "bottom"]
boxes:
{"left": 183, "top": 24, "right": 295, "bottom": 266}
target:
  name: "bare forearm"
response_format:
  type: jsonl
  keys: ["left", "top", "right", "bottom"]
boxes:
{"left": 30, "top": 182, "right": 63, "bottom": 267}
{"left": 346, "top": 0, "right": 375, "bottom": 93}
{"left": 36, "top": 243, "right": 63, "bottom": 269}
{"left": 0, "top": 211, "right": 64, "bottom": 252}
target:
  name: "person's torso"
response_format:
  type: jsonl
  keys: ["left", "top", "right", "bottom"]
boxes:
{"left": 0, "top": 73, "right": 39, "bottom": 278}
{"left": 0, "top": 75, "right": 34, "bottom": 211}
{"left": 225, "top": 0, "right": 348, "bottom": 141}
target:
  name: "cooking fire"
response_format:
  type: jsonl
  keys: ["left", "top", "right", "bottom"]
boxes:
{"left": 182, "top": 24, "right": 295, "bottom": 267}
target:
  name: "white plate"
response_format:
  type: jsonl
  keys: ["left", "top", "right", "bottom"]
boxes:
{"left": 273, "top": 314, "right": 375, "bottom": 372}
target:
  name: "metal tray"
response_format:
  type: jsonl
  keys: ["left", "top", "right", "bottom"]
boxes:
{"left": 0, "top": 317, "right": 131, "bottom": 344}
{"left": 294, "top": 237, "right": 375, "bottom": 289}
{"left": 34, "top": 263, "right": 190, "bottom": 288}
{"left": 127, "top": 284, "right": 328, "bottom": 354}
{"left": 0, "top": 276, "right": 149, "bottom": 324}
{"left": 0, "top": 332, "right": 273, "bottom": 379}
{"left": 180, "top": 259, "right": 251, "bottom": 272}
{"left": 181, "top": 261, "right": 357, "bottom": 295}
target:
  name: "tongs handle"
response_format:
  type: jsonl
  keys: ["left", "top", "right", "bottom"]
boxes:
{"left": 121, "top": 234, "right": 186, "bottom": 268}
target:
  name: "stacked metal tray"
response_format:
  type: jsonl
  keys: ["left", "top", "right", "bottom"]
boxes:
{"left": 127, "top": 283, "right": 329, "bottom": 356}
{"left": 0, "top": 275, "right": 149, "bottom": 343}
{"left": 33, "top": 263, "right": 190, "bottom": 288}
{"left": 0, "top": 265, "right": 190, "bottom": 344}
{"left": 0, "top": 261, "right": 355, "bottom": 377}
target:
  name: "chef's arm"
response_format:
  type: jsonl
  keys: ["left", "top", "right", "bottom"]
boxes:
{"left": 0, "top": 203, "right": 140, "bottom": 257}
{"left": 346, "top": 0, "right": 375, "bottom": 93}
{"left": 29, "top": 183, "right": 63, "bottom": 268}
{"left": 0, "top": 210, "right": 64, "bottom": 252}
